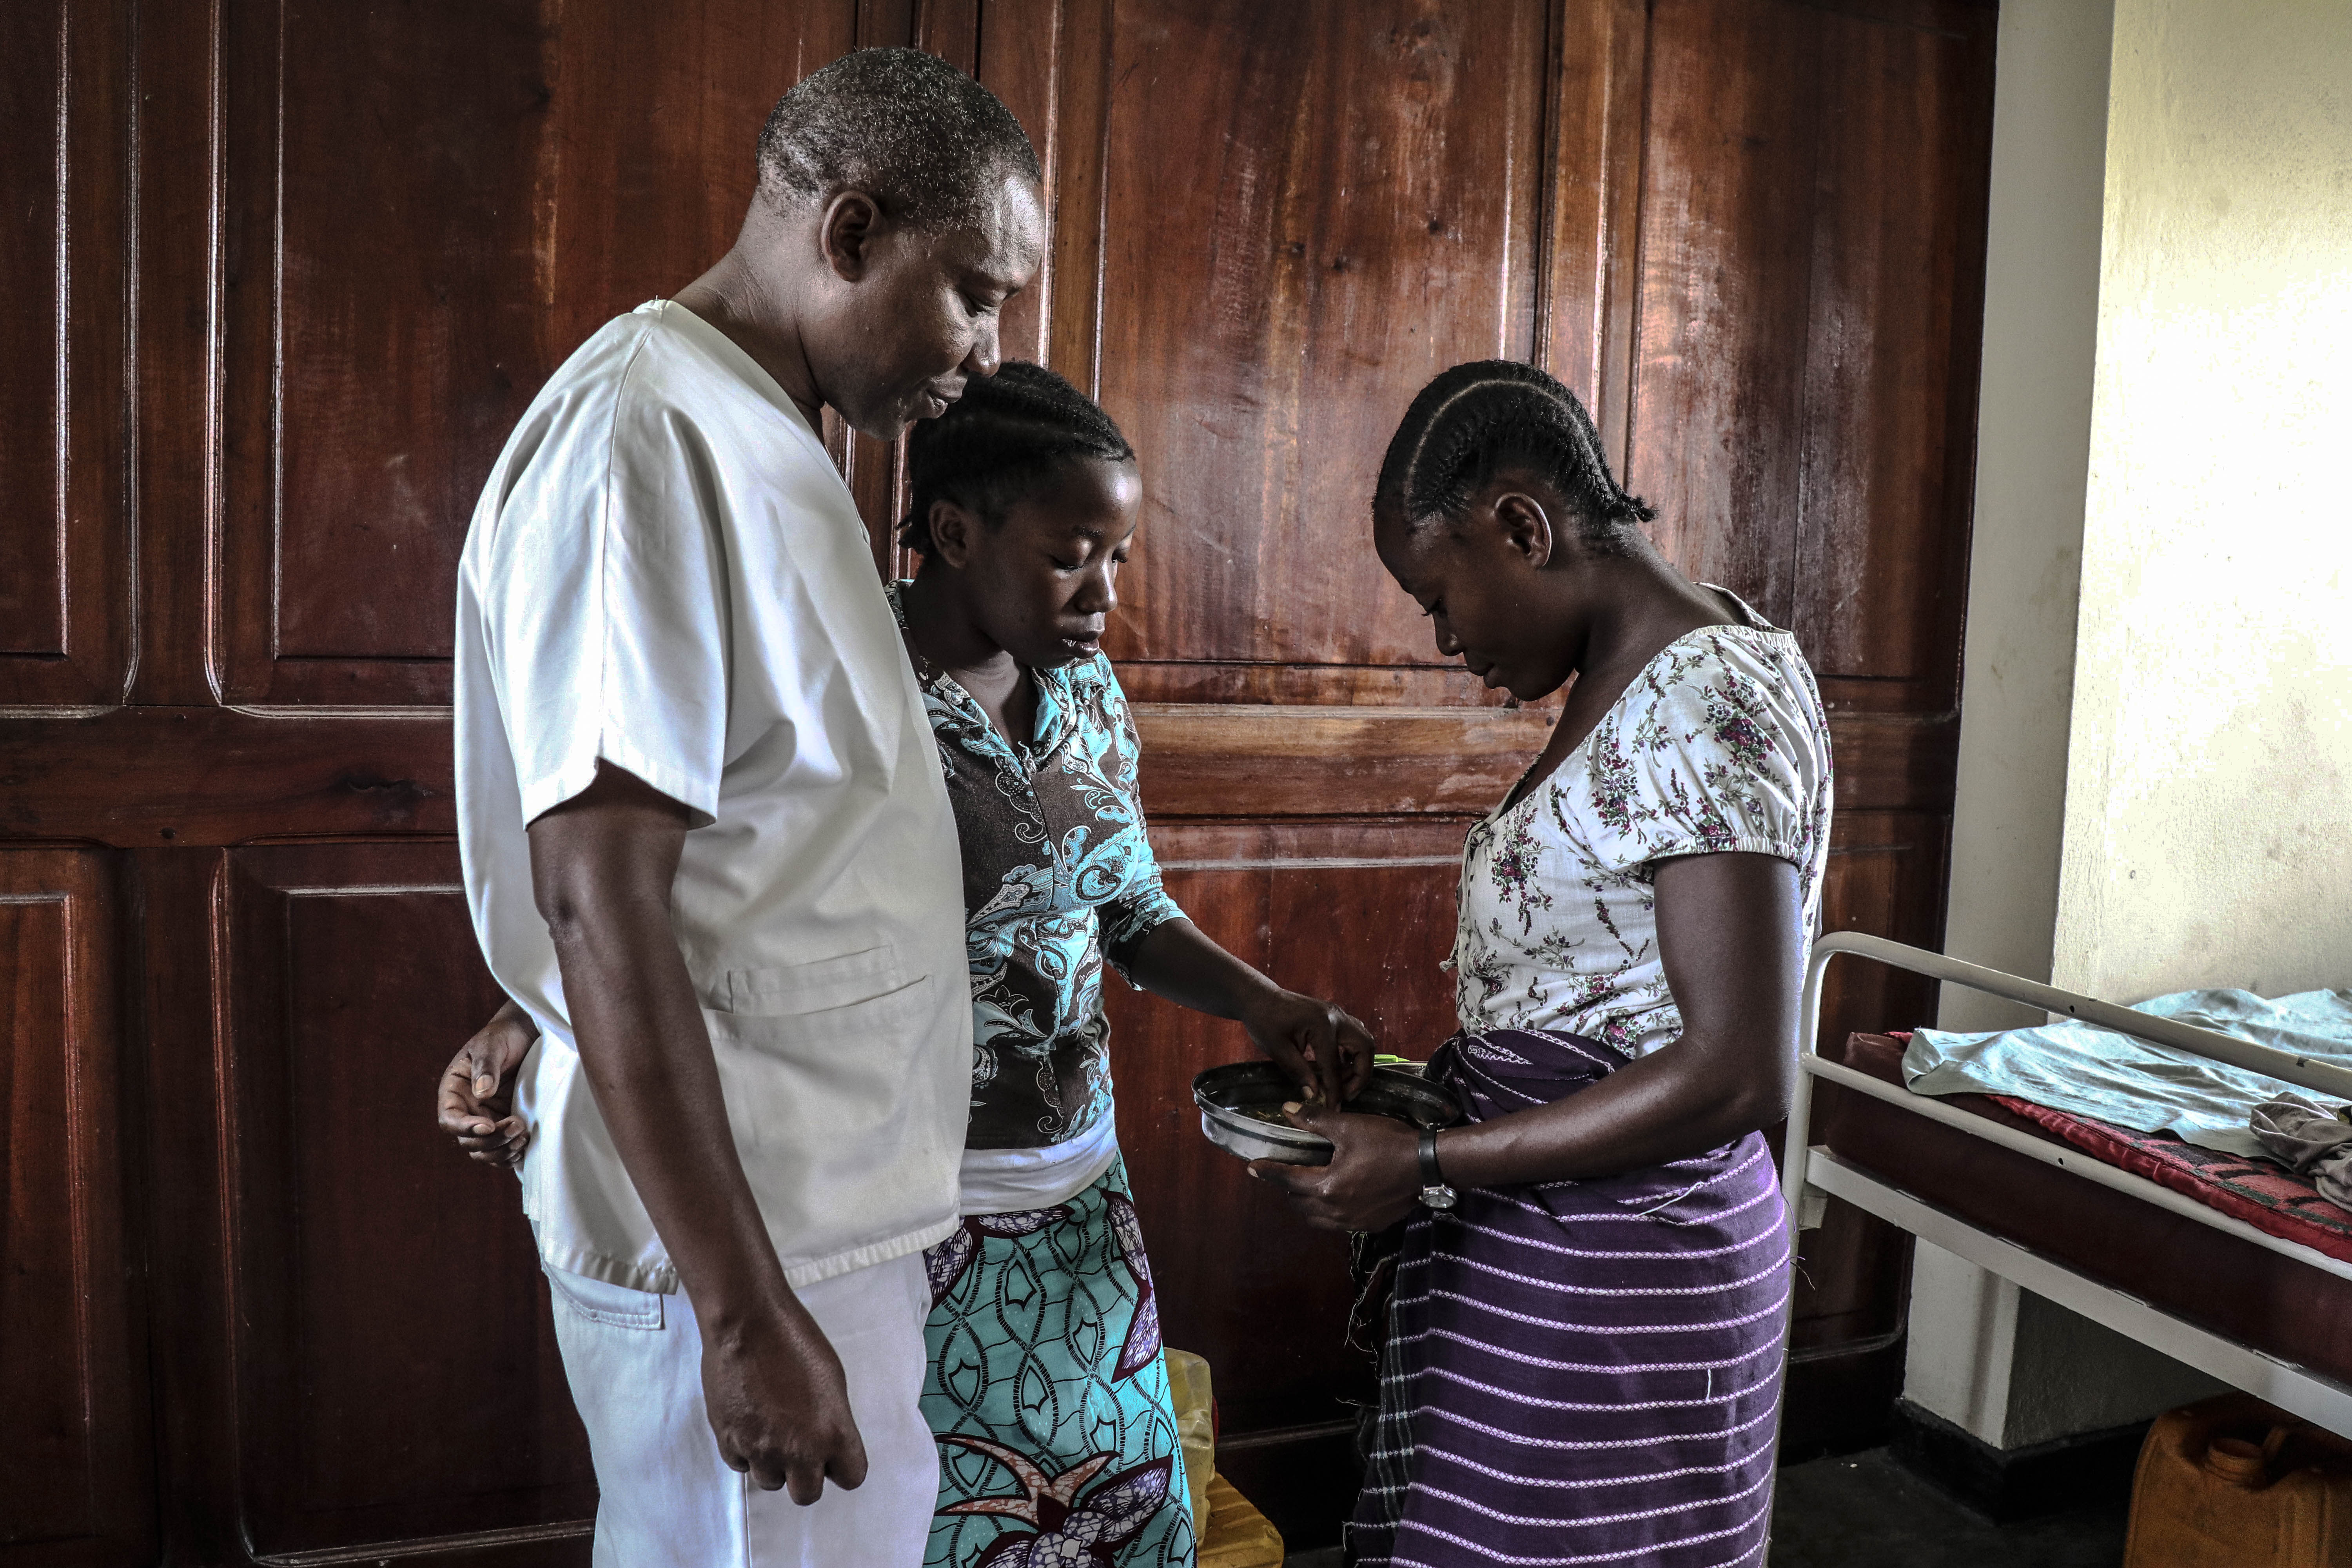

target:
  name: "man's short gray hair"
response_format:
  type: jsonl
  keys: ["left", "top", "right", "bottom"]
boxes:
{"left": 757, "top": 49, "right": 1041, "bottom": 230}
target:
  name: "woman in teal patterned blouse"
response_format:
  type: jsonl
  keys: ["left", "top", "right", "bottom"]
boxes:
{"left": 439, "top": 363, "right": 1371, "bottom": 1567}
{"left": 886, "top": 363, "right": 1370, "bottom": 1568}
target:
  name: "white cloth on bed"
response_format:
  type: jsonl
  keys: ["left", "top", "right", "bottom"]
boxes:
{"left": 1904, "top": 988, "right": 2352, "bottom": 1159}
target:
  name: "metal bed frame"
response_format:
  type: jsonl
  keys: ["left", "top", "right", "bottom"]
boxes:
{"left": 1780, "top": 931, "right": 2352, "bottom": 1437}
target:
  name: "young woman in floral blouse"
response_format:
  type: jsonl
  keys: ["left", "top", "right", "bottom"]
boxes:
{"left": 439, "top": 363, "right": 1371, "bottom": 1568}
{"left": 1258, "top": 361, "right": 1831, "bottom": 1568}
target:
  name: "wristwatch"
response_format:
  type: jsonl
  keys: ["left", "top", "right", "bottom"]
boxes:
{"left": 1417, "top": 1127, "right": 1459, "bottom": 1211}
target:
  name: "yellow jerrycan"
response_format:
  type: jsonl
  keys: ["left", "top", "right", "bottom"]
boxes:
{"left": 2125, "top": 1393, "right": 2352, "bottom": 1568}
{"left": 1163, "top": 1346, "right": 1285, "bottom": 1567}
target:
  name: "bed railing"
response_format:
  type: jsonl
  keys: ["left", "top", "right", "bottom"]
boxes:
{"left": 1780, "top": 932, "right": 2352, "bottom": 1284}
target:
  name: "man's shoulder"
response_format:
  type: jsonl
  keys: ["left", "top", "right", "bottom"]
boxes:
{"left": 475, "top": 308, "right": 664, "bottom": 493}
{"left": 510, "top": 306, "right": 834, "bottom": 494}
{"left": 461, "top": 313, "right": 655, "bottom": 570}
{"left": 466, "top": 303, "right": 851, "bottom": 580}
{"left": 610, "top": 306, "right": 842, "bottom": 483}
{"left": 529, "top": 304, "right": 766, "bottom": 434}
{"left": 531, "top": 305, "right": 665, "bottom": 411}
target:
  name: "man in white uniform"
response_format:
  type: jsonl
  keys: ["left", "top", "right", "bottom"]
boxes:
{"left": 448, "top": 49, "right": 1044, "bottom": 1565}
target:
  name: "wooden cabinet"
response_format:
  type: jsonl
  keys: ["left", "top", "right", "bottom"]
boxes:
{"left": 0, "top": 851, "right": 148, "bottom": 1566}
{"left": 216, "top": 844, "right": 593, "bottom": 1556}
{"left": 0, "top": 0, "right": 131, "bottom": 708}
{"left": 0, "top": 0, "right": 1994, "bottom": 1557}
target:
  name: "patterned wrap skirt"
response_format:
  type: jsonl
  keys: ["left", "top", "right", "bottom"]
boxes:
{"left": 1349, "top": 1029, "right": 1792, "bottom": 1567}
{"left": 920, "top": 1155, "right": 1197, "bottom": 1567}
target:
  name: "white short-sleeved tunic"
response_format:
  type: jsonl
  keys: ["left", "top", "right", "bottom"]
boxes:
{"left": 1452, "top": 590, "right": 1834, "bottom": 1057}
{"left": 456, "top": 300, "right": 971, "bottom": 1294}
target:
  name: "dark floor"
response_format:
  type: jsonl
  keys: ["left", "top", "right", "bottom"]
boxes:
{"left": 1280, "top": 1446, "right": 2132, "bottom": 1567}
{"left": 1768, "top": 1448, "right": 2129, "bottom": 1567}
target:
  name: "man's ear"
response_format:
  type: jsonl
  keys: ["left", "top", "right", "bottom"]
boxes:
{"left": 927, "top": 499, "right": 982, "bottom": 569}
{"left": 1492, "top": 491, "right": 1556, "bottom": 570}
{"left": 818, "top": 190, "right": 884, "bottom": 282}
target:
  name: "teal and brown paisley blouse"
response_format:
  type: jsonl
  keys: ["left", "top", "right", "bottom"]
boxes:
{"left": 889, "top": 584, "right": 1185, "bottom": 1150}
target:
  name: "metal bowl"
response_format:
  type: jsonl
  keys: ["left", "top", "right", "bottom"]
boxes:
{"left": 1192, "top": 1062, "right": 1463, "bottom": 1167}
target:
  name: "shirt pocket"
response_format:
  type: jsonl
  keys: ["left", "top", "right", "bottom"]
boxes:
{"left": 713, "top": 973, "right": 933, "bottom": 1050}
{"left": 543, "top": 1265, "right": 666, "bottom": 1330}
{"left": 720, "top": 943, "right": 903, "bottom": 1016}
{"left": 701, "top": 974, "right": 940, "bottom": 1158}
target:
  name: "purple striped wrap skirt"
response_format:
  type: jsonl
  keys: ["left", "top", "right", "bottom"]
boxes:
{"left": 1348, "top": 1028, "right": 1791, "bottom": 1567}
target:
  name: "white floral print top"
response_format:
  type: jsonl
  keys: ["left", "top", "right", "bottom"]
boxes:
{"left": 1452, "top": 590, "right": 1833, "bottom": 1056}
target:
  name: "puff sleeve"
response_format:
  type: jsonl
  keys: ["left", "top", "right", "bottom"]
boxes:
{"left": 1576, "top": 635, "right": 1833, "bottom": 878}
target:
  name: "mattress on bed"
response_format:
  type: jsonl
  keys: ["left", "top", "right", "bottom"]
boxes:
{"left": 1818, "top": 1031, "right": 2352, "bottom": 1387}
{"left": 1987, "top": 1092, "right": 2352, "bottom": 1264}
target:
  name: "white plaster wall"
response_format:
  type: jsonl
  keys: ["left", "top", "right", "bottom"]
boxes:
{"left": 1936, "top": 0, "right": 2115, "bottom": 1031}
{"left": 1905, "top": 1241, "right": 2223, "bottom": 1449}
{"left": 1906, "top": 0, "right": 2122, "bottom": 1446}
{"left": 2053, "top": 0, "right": 2352, "bottom": 1002}
{"left": 1906, "top": 0, "right": 2349, "bottom": 1450}
{"left": 2000, "top": 1290, "right": 2225, "bottom": 1448}
{"left": 1903, "top": 1242, "right": 2021, "bottom": 1437}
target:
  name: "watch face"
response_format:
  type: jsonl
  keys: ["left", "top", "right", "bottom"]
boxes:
{"left": 1420, "top": 1184, "right": 1458, "bottom": 1211}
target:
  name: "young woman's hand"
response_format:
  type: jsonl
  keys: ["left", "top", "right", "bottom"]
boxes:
{"left": 1123, "top": 921, "right": 1377, "bottom": 1102}
{"left": 1247, "top": 1103, "right": 1421, "bottom": 1232}
{"left": 434, "top": 999, "right": 540, "bottom": 1168}
{"left": 1240, "top": 988, "right": 1377, "bottom": 1105}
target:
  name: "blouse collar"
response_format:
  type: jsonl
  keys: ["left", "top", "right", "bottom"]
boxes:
{"left": 886, "top": 580, "right": 1073, "bottom": 764}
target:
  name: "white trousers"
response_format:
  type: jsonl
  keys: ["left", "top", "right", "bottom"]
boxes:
{"left": 544, "top": 1251, "right": 938, "bottom": 1568}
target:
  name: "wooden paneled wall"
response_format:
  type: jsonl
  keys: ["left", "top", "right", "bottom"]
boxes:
{"left": 0, "top": 0, "right": 1995, "bottom": 1559}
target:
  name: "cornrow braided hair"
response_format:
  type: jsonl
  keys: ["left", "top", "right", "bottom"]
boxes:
{"left": 1373, "top": 360, "right": 1655, "bottom": 548}
{"left": 900, "top": 361, "right": 1135, "bottom": 555}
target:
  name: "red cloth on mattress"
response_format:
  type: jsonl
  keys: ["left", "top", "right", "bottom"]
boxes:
{"left": 1877, "top": 1029, "right": 2352, "bottom": 1265}
{"left": 1984, "top": 1096, "right": 2352, "bottom": 1265}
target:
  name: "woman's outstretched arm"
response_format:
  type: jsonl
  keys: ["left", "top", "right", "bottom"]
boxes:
{"left": 1258, "top": 850, "right": 1804, "bottom": 1232}
{"left": 1120, "top": 918, "right": 1377, "bottom": 1103}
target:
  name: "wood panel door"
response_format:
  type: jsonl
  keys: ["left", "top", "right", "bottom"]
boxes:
{"left": 0, "top": 851, "right": 148, "bottom": 1566}
{"left": 0, "top": 0, "right": 131, "bottom": 710}
{"left": 0, "top": 0, "right": 1994, "bottom": 1557}
{"left": 1026, "top": 0, "right": 1994, "bottom": 1510}
{"left": 1051, "top": 0, "right": 1617, "bottom": 1521}
{"left": 214, "top": 844, "right": 594, "bottom": 1557}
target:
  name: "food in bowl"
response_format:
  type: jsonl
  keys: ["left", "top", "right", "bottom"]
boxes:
{"left": 1193, "top": 1061, "right": 1462, "bottom": 1166}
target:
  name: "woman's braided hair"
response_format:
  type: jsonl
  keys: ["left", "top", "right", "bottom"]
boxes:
{"left": 899, "top": 361, "right": 1135, "bottom": 555}
{"left": 1373, "top": 360, "right": 1654, "bottom": 548}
